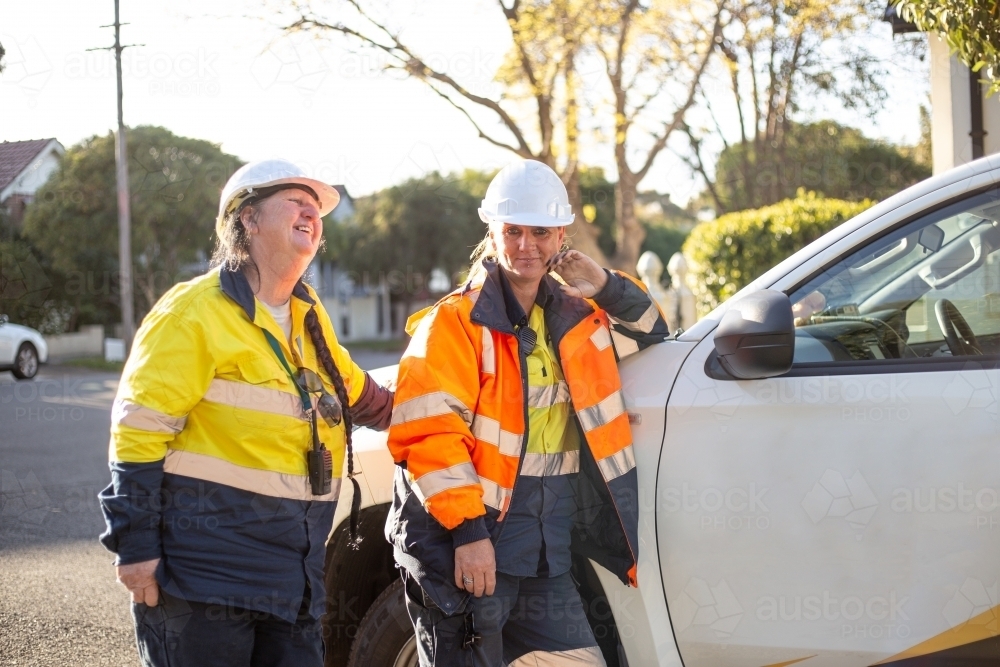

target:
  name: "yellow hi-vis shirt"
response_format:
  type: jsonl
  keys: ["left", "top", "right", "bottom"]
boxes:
{"left": 522, "top": 304, "right": 581, "bottom": 477}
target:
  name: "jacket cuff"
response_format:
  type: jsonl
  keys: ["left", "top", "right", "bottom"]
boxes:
{"left": 114, "top": 529, "right": 162, "bottom": 566}
{"left": 592, "top": 269, "right": 626, "bottom": 308}
{"left": 451, "top": 517, "right": 490, "bottom": 548}
{"left": 350, "top": 373, "right": 394, "bottom": 431}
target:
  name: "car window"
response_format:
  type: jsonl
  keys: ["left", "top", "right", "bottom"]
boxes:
{"left": 788, "top": 188, "right": 1000, "bottom": 365}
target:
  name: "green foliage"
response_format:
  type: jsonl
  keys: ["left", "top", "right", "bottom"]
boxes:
{"left": 325, "top": 170, "right": 490, "bottom": 299}
{"left": 894, "top": 0, "right": 1000, "bottom": 95}
{"left": 711, "top": 121, "right": 930, "bottom": 212}
{"left": 576, "top": 168, "right": 617, "bottom": 257}
{"left": 572, "top": 167, "right": 691, "bottom": 273}
{"left": 641, "top": 223, "right": 689, "bottom": 283}
{"left": 0, "top": 240, "right": 69, "bottom": 333}
{"left": 683, "top": 191, "right": 874, "bottom": 315}
{"left": 22, "top": 126, "right": 241, "bottom": 327}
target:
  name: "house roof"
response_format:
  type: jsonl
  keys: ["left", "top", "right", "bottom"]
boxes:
{"left": 0, "top": 139, "right": 58, "bottom": 192}
{"left": 333, "top": 184, "right": 353, "bottom": 205}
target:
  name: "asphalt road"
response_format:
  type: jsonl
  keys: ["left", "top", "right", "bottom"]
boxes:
{"left": 0, "top": 350, "right": 401, "bottom": 667}
{"left": 0, "top": 364, "right": 138, "bottom": 667}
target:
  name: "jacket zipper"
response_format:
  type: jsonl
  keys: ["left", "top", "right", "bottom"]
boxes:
{"left": 491, "top": 325, "right": 530, "bottom": 544}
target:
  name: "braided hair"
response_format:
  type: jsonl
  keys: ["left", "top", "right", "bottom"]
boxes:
{"left": 304, "top": 307, "right": 362, "bottom": 547}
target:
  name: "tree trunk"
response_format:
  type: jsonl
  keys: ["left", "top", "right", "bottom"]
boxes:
{"left": 610, "top": 171, "right": 644, "bottom": 275}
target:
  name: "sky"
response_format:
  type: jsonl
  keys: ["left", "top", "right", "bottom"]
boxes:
{"left": 2, "top": 0, "right": 930, "bottom": 207}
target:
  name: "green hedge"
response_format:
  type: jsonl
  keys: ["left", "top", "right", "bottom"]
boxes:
{"left": 682, "top": 191, "right": 874, "bottom": 315}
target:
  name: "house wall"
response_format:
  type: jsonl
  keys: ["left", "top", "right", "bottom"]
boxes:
{"left": 930, "top": 35, "right": 1000, "bottom": 174}
{"left": 1, "top": 143, "right": 64, "bottom": 228}
{"left": 1, "top": 143, "right": 63, "bottom": 200}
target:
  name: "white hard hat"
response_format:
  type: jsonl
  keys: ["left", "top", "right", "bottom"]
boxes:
{"left": 217, "top": 159, "right": 341, "bottom": 227}
{"left": 478, "top": 159, "right": 574, "bottom": 227}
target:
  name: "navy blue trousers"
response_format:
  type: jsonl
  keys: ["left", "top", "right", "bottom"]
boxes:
{"left": 131, "top": 590, "right": 324, "bottom": 667}
{"left": 404, "top": 571, "right": 606, "bottom": 667}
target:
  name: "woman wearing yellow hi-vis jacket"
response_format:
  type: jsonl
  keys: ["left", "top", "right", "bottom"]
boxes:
{"left": 98, "top": 159, "right": 393, "bottom": 667}
{"left": 386, "top": 160, "right": 670, "bottom": 666}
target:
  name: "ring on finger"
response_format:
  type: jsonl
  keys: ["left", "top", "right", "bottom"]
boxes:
{"left": 463, "top": 575, "right": 474, "bottom": 586}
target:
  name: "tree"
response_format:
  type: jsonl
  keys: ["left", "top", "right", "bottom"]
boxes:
{"left": 325, "top": 170, "right": 489, "bottom": 308}
{"left": 684, "top": 0, "right": 893, "bottom": 214}
{"left": 576, "top": 167, "right": 692, "bottom": 274}
{"left": 23, "top": 126, "right": 242, "bottom": 328}
{"left": 0, "top": 41, "right": 6, "bottom": 74}
{"left": 708, "top": 120, "right": 930, "bottom": 211}
{"left": 894, "top": 0, "right": 1000, "bottom": 95}
{"left": 279, "top": 0, "right": 722, "bottom": 273}
{"left": 683, "top": 190, "right": 873, "bottom": 314}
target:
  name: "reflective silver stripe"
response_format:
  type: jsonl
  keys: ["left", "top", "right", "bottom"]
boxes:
{"left": 610, "top": 329, "right": 640, "bottom": 359}
{"left": 479, "top": 476, "right": 512, "bottom": 511}
{"left": 612, "top": 301, "right": 659, "bottom": 334}
{"left": 203, "top": 378, "right": 306, "bottom": 420}
{"left": 520, "top": 450, "right": 580, "bottom": 477}
{"left": 112, "top": 398, "right": 187, "bottom": 434}
{"left": 577, "top": 391, "right": 626, "bottom": 432}
{"left": 410, "top": 462, "right": 480, "bottom": 504}
{"left": 470, "top": 414, "right": 522, "bottom": 457}
{"left": 527, "top": 382, "right": 571, "bottom": 409}
{"left": 590, "top": 326, "right": 612, "bottom": 351}
{"left": 163, "top": 449, "right": 341, "bottom": 502}
{"left": 481, "top": 326, "right": 496, "bottom": 374}
{"left": 391, "top": 391, "right": 473, "bottom": 427}
{"left": 596, "top": 445, "right": 636, "bottom": 481}
{"left": 507, "top": 646, "right": 607, "bottom": 667}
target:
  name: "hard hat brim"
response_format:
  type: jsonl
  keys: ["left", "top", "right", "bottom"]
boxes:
{"left": 218, "top": 177, "right": 341, "bottom": 223}
{"left": 478, "top": 209, "right": 574, "bottom": 227}
{"left": 256, "top": 177, "right": 341, "bottom": 217}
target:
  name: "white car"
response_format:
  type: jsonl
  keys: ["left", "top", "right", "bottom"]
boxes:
{"left": 0, "top": 315, "right": 48, "bottom": 380}
{"left": 324, "top": 154, "right": 1000, "bottom": 667}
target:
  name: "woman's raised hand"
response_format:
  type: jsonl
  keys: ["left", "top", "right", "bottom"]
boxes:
{"left": 546, "top": 250, "right": 609, "bottom": 299}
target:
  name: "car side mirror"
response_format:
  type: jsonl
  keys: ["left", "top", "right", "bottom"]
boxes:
{"left": 713, "top": 290, "right": 794, "bottom": 379}
{"left": 0, "top": 314, "right": 8, "bottom": 326}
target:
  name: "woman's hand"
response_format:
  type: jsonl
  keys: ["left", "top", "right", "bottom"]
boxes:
{"left": 546, "top": 250, "right": 609, "bottom": 299}
{"left": 454, "top": 539, "right": 496, "bottom": 598}
{"left": 116, "top": 558, "right": 161, "bottom": 606}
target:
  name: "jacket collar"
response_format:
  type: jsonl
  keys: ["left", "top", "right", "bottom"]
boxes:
{"left": 219, "top": 265, "right": 315, "bottom": 322}
{"left": 470, "top": 260, "right": 592, "bottom": 350}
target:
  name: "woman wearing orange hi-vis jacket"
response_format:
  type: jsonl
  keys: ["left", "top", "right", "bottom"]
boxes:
{"left": 386, "top": 160, "right": 670, "bottom": 667}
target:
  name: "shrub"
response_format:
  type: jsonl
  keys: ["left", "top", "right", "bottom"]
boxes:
{"left": 683, "top": 190, "right": 874, "bottom": 315}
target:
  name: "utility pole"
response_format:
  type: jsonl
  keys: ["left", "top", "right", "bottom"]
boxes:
{"left": 91, "top": 0, "right": 138, "bottom": 348}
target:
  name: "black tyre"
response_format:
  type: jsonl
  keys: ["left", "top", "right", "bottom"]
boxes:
{"left": 346, "top": 578, "right": 418, "bottom": 667}
{"left": 12, "top": 343, "right": 38, "bottom": 380}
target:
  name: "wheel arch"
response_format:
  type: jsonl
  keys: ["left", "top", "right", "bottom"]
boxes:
{"left": 324, "top": 502, "right": 397, "bottom": 667}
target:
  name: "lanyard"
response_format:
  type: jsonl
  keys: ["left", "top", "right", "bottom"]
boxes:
{"left": 261, "top": 328, "right": 311, "bottom": 415}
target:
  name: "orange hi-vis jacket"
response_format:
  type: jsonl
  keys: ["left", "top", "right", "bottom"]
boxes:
{"left": 386, "top": 260, "right": 669, "bottom": 613}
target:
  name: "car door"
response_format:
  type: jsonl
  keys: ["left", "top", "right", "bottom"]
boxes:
{"left": 0, "top": 318, "right": 15, "bottom": 365}
{"left": 658, "top": 185, "right": 1000, "bottom": 667}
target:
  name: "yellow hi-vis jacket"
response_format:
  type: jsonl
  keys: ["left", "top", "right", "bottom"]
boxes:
{"left": 99, "top": 266, "right": 392, "bottom": 623}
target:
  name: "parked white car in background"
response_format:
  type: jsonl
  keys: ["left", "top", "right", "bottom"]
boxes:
{"left": 323, "top": 154, "right": 1000, "bottom": 667}
{"left": 0, "top": 315, "right": 48, "bottom": 380}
